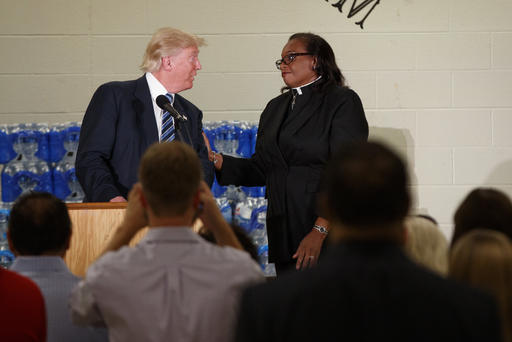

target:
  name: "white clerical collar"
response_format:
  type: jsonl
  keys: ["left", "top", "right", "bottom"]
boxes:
{"left": 292, "top": 75, "right": 322, "bottom": 95}
{"left": 146, "top": 72, "right": 175, "bottom": 105}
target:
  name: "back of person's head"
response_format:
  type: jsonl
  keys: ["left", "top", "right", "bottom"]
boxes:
{"left": 140, "top": 27, "right": 205, "bottom": 73}
{"left": 449, "top": 229, "right": 512, "bottom": 342}
{"left": 404, "top": 216, "right": 448, "bottom": 275}
{"left": 8, "top": 192, "right": 71, "bottom": 256}
{"left": 198, "top": 224, "right": 258, "bottom": 262}
{"left": 323, "top": 141, "right": 410, "bottom": 228}
{"left": 139, "top": 142, "right": 202, "bottom": 217}
{"left": 452, "top": 188, "right": 512, "bottom": 247}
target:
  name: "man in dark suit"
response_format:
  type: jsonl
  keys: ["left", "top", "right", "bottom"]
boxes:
{"left": 235, "top": 141, "right": 502, "bottom": 342}
{"left": 76, "top": 27, "right": 213, "bottom": 202}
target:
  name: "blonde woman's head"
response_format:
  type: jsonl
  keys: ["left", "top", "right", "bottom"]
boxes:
{"left": 404, "top": 216, "right": 448, "bottom": 275}
{"left": 449, "top": 229, "right": 512, "bottom": 342}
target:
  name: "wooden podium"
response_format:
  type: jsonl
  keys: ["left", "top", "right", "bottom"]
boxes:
{"left": 64, "top": 203, "right": 147, "bottom": 277}
{"left": 64, "top": 203, "right": 202, "bottom": 277}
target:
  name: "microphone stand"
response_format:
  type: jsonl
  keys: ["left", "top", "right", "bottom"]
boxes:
{"left": 172, "top": 112, "right": 193, "bottom": 146}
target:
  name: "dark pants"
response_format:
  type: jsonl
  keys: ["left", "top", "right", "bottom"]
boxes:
{"left": 274, "top": 261, "right": 298, "bottom": 276}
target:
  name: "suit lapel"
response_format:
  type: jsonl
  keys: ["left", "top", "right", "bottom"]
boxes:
{"left": 134, "top": 76, "right": 158, "bottom": 147}
{"left": 264, "top": 94, "right": 291, "bottom": 169}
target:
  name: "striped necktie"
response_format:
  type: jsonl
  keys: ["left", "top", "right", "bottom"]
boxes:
{"left": 161, "top": 93, "right": 176, "bottom": 142}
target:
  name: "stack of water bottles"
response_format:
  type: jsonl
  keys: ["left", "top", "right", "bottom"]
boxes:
{"left": 204, "top": 121, "right": 276, "bottom": 277}
{"left": 0, "top": 122, "right": 84, "bottom": 268}
{"left": 0, "top": 203, "right": 12, "bottom": 268}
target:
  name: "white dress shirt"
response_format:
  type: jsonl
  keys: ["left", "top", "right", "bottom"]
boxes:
{"left": 145, "top": 72, "right": 175, "bottom": 141}
{"left": 70, "top": 227, "right": 263, "bottom": 342}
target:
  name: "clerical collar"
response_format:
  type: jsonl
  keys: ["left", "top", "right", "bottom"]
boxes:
{"left": 292, "top": 76, "right": 322, "bottom": 95}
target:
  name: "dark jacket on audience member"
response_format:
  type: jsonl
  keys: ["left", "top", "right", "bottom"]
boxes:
{"left": 235, "top": 241, "right": 502, "bottom": 342}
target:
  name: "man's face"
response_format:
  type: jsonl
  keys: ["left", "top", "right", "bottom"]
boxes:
{"left": 170, "top": 46, "right": 201, "bottom": 92}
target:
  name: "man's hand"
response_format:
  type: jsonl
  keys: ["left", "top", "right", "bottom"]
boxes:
{"left": 110, "top": 196, "right": 127, "bottom": 202}
{"left": 100, "top": 183, "right": 148, "bottom": 257}
{"left": 120, "top": 183, "right": 148, "bottom": 235}
{"left": 197, "top": 181, "right": 223, "bottom": 227}
{"left": 197, "top": 181, "right": 242, "bottom": 250}
{"left": 208, "top": 151, "right": 223, "bottom": 171}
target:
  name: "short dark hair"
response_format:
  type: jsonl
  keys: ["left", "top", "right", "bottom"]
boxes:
{"left": 324, "top": 141, "right": 410, "bottom": 227}
{"left": 452, "top": 188, "right": 512, "bottom": 247}
{"left": 286, "top": 32, "right": 346, "bottom": 92}
{"left": 8, "top": 192, "right": 71, "bottom": 255}
{"left": 139, "top": 142, "right": 202, "bottom": 216}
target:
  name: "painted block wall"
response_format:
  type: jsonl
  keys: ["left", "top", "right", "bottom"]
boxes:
{"left": 1, "top": 0, "right": 511, "bottom": 238}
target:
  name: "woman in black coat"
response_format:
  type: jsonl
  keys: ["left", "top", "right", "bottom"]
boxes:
{"left": 212, "top": 33, "right": 368, "bottom": 274}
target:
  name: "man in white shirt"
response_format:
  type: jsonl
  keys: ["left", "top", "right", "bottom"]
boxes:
{"left": 70, "top": 141, "right": 263, "bottom": 342}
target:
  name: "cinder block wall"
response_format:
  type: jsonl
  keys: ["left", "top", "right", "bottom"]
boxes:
{"left": 1, "top": 0, "right": 511, "bottom": 237}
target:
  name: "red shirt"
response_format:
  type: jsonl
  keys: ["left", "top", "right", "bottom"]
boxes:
{"left": 0, "top": 267, "right": 46, "bottom": 341}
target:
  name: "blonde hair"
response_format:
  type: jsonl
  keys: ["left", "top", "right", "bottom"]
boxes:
{"left": 449, "top": 229, "right": 512, "bottom": 342}
{"left": 404, "top": 216, "right": 448, "bottom": 275}
{"left": 140, "top": 27, "right": 205, "bottom": 73}
{"left": 138, "top": 142, "right": 202, "bottom": 217}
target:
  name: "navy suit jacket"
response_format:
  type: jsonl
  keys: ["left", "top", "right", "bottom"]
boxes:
{"left": 76, "top": 75, "right": 213, "bottom": 202}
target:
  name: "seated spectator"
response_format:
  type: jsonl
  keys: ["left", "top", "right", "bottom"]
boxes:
{"left": 8, "top": 192, "right": 108, "bottom": 342}
{"left": 452, "top": 188, "right": 512, "bottom": 246}
{"left": 0, "top": 267, "right": 46, "bottom": 341}
{"left": 198, "top": 224, "right": 258, "bottom": 261}
{"left": 70, "top": 142, "right": 263, "bottom": 342}
{"left": 449, "top": 229, "right": 512, "bottom": 342}
{"left": 235, "top": 141, "right": 502, "bottom": 342}
{"left": 404, "top": 215, "right": 448, "bottom": 275}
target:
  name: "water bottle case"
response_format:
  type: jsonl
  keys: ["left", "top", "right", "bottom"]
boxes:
{"left": 0, "top": 122, "right": 83, "bottom": 203}
{"left": 203, "top": 120, "right": 274, "bottom": 276}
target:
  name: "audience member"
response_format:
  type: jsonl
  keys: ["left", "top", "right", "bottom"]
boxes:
{"left": 235, "top": 141, "right": 502, "bottom": 342}
{"left": 452, "top": 188, "right": 512, "bottom": 246}
{"left": 70, "top": 142, "right": 263, "bottom": 342}
{"left": 198, "top": 224, "right": 258, "bottom": 261}
{"left": 8, "top": 192, "right": 108, "bottom": 342}
{"left": 404, "top": 215, "right": 448, "bottom": 275}
{"left": 416, "top": 213, "right": 438, "bottom": 225}
{"left": 450, "top": 229, "right": 512, "bottom": 342}
{"left": 0, "top": 267, "right": 46, "bottom": 341}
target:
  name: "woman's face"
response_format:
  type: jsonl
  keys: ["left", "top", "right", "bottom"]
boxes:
{"left": 279, "top": 39, "right": 317, "bottom": 88}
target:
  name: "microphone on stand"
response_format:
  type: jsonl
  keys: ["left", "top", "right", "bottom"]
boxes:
{"left": 156, "top": 95, "right": 188, "bottom": 122}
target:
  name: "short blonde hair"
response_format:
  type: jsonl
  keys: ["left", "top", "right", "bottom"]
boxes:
{"left": 404, "top": 216, "right": 448, "bottom": 275}
{"left": 140, "top": 27, "right": 206, "bottom": 73}
{"left": 138, "top": 142, "right": 202, "bottom": 217}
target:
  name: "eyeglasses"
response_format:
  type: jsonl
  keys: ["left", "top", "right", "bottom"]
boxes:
{"left": 275, "top": 53, "right": 314, "bottom": 70}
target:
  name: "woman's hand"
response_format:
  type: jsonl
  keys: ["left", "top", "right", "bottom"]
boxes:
{"left": 208, "top": 151, "right": 223, "bottom": 170}
{"left": 293, "top": 217, "right": 329, "bottom": 270}
{"left": 292, "top": 229, "right": 326, "bottom": 270}
{"left": 196, "top": 181, "right": 242, "bottom": 250}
